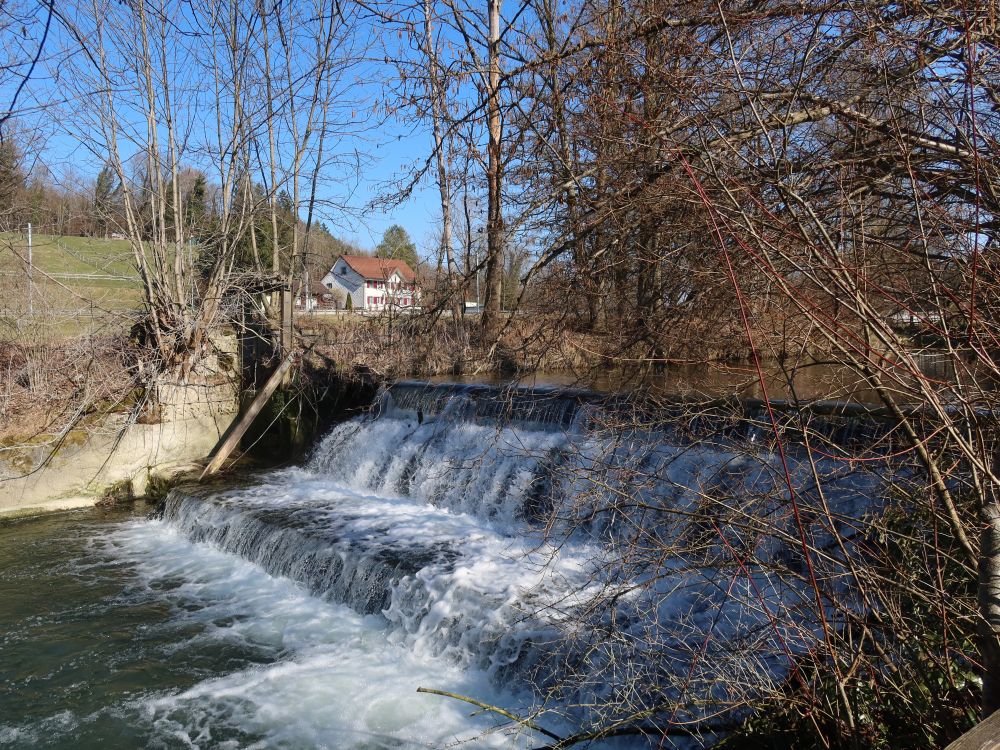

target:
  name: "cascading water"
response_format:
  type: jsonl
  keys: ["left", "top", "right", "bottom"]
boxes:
{"left": 147, "top": 380, "right": 892, "bottom": 746}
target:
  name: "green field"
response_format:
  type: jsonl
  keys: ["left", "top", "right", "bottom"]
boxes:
{"left": 1, "top": 232, "right": 137, "bottom": 280}
{"left": 0, "top": 233, "right": 144, "bottom": 340}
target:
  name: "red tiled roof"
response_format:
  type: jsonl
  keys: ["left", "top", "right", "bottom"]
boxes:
{"left": 341, "top": 254, "right": 416, "bottom": 281}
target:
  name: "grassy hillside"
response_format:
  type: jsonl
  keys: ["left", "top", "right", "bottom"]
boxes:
{"left": 1, "top": 232, "right": 137, "bottom": 280}
{"left": 0, "top": 233, "right": 144, "bottom": 340}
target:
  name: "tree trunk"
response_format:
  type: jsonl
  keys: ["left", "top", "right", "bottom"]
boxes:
{"left": 423, "top": 0, "right": 462, "bottom": 328}
{"left": 980, "top": 500, "right": 1000, "bottom": 717}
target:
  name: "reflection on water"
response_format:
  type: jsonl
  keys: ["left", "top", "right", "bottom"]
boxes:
{"left": 436, "top": 352, "right": 972, "bottom": 404}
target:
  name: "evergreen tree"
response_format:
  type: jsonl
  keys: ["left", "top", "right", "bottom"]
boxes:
{"left": 93, "top": 162, "right": 121, "bottom": 237}
{"left": 184, "top": 173, "right": 209, "bottom": 238}
{"left": 374, "top": 224, "right": 418, "bottom": 270}
{"left": 217, "top": 182, "right": 298, "bottom": 274}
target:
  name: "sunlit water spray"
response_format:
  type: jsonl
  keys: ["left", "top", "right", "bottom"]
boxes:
{"left": 0, "top": 513, "right": 547, "bottom": 748}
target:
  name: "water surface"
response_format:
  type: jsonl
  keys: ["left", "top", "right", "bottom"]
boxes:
{"left": 434, "top": 353, "right": 972, "bottom": 404}
{"left": 0, "top": 507, "right": 525, "bottom": 749}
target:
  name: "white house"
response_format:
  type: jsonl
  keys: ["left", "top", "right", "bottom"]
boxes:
{"left": 321, "top": 254, "right": 420, "bottom": 311}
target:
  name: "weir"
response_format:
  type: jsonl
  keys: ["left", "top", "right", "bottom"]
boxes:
{"left": 159, "top": 380, "right": 898, "bottom": 738}
{"left": 379, "top": 380, "right": 911, "bottom": 451}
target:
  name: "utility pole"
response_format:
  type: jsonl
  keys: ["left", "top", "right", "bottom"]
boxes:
{"left": 27, "top": 223, "right": 33, "bottom": 316}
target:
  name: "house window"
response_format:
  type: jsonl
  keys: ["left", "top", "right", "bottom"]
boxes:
{"left": 340, "top": 266, "right": 346, "bottom": 275}
{"left": 326, "top": 282, "right": 332, "bottom": 289}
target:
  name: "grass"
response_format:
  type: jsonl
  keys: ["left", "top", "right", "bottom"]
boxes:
{"left": 0, "top": 232, "right": 137, "bottom": 283}
{"left": 0, "top": 233, "right": 144, "bottom": 341}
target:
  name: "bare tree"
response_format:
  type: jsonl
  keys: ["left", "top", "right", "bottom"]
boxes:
{"left": 383, "top": 0, "right": 1000, "bottom": 744}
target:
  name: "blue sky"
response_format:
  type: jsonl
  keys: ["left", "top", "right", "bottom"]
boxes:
{"left": 334, "top": 126, "right": 441, "bottom": 255}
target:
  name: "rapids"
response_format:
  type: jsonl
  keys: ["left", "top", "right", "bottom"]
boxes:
{"left": 2, "top": 381, "right": 893, "bottom": 748}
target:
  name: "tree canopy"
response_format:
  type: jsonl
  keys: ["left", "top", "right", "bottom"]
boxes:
{"left": 374, "top": 224, "right": 418, "bottom": 270}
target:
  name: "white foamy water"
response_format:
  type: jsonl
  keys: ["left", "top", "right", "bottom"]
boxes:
{"left": 99, "top": 520, "right": 555, "bottom": 749}
{"left": 310, "top": 417, "right": 569, "bottom": 524}
{"left": 20, "top": 382, "right": 881, "bottom": 750}
{"left": 158, "top": 472, "right": 611, "bottom": 683}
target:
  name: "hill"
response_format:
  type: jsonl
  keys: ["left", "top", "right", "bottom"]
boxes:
{"left": 0, "top": 233, "right": 143, "bottom": 340}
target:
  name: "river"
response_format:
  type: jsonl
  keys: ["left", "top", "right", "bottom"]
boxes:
{"left": 431, "top": 352, "right": 972, "bottom": 404}
{"left": 0, "top": 505, "right": 532, "bottom": 748}
{"left": 1, "top": 380, "right": 887, "bottom": 749}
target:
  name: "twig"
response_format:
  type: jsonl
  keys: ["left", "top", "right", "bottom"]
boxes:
{"left": 415, "top": 687, "right": 563, "bottom": 742}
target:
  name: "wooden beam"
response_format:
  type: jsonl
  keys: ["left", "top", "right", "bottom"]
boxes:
{"left": 280, "top": 288, "right": 294, "bottom": 354}
{"left": 199, "top": 351, "right": 297, "bottom": 479}
{"left": 944, "top": 711, "right": 1000, "bottom": 750}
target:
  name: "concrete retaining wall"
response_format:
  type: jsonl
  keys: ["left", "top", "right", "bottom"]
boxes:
{"left": 0, "top": 382, "right": 237, "bottom": 519}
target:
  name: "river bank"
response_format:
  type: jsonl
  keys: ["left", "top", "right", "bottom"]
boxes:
{"left": 0, "top": 333, "right": 240, "bottom": 519}
{"left": 0, "top": 308, "right": 967, "bottom": 522}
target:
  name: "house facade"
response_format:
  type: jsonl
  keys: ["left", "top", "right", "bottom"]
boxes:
{"left": 320, "top": 254, "right": 419, "bottom": 311}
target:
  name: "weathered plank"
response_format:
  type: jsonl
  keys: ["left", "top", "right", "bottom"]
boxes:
{"left": 199, "top": 351, "right": 297, "bottom": 479}
{"left": 945, "top": 711, "right": 1000, "bottom": 750}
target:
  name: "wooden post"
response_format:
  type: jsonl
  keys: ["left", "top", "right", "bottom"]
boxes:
{"left": 27, "top": 222, "right": 33, "bottom": 316}
{"left": 280, "top": 287, "right": 294, "bottom": 353}
{"left": 199, "top": 351, "right": 297, "bottom": 479}
{"left": 943, "top": 709, "right": 1000, "bottom": 750}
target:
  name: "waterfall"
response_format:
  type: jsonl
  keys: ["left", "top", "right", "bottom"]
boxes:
{"left": 161, "top": 481, "right": 606, "bottom": 683}
{"left": 159, "top": 381, "right": 894, "bottom": 739}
